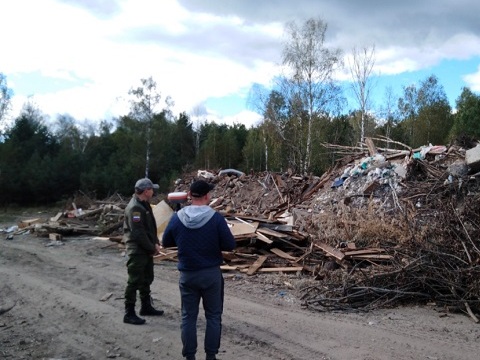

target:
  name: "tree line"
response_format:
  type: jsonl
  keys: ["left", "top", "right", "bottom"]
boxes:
{"left": 1, "top": 18, "right": 480, "bottom": 206}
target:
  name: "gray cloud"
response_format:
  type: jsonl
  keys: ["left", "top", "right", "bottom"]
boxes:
{"left": 177, "top": 0, "right": 480, "bottom": 52}
{"left": 68, "top": 0, "right": 480, "bottom": 70}
{"left": 122, "top": 22, "right": 283, "bottom": 67}
{"left": 6, "top": 0, "right": 478, "bottom": 123}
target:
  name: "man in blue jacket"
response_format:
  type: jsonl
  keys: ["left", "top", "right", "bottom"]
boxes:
{"left": 162, "top": 180, "right": 236, "bottom": 360}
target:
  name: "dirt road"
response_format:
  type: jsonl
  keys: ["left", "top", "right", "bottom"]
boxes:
{"left": 1, "top": 232, "right": 479, "bottom": 360}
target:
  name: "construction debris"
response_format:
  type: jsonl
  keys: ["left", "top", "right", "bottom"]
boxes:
{"left": 4, "top": 137, "right": 480, "bottom": 319}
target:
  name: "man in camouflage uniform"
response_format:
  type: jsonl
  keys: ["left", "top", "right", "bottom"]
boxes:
{"left": 123, "top": 178, "right": 164, "bottom": 325}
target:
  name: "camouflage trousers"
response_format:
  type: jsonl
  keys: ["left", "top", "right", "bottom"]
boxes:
{"left": 124, "top": 254, "right": 154, "bottom": 306}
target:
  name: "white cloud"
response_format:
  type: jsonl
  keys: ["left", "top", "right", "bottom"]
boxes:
{"left": 464, "top": 66, "right": 480, "bottom": 92}
{"left": 2, "top": 0, "right": 480, "bottom": 128}
{"left": 207, "top": 110, "right": 263, "bottom": 129}
{"left": 2, "top": 0, "right": 283, "bottom": 125}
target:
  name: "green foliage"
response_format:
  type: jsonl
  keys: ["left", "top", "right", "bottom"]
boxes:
{"left": 225, "top": 123, "right": 248, "bottom": 169}
{"left": 1, "top": 72, "right": 479, "bottom": 207}
{"left": 450, "top": 87, "right": 480, "bottom": 140}
{"left": 242, "top": 127, "right": 265, "bottom": 171}
{"left": 127, "top": 77, "right": 174, "bottom": 179}
{"left": 170, "top": 112, "right": 196, "bottom": 170}
{"left": 0, "top": 105, "right": 61, "bottom": 204}
{"left": 348, "top": 110, "right": 377, "bottom": 145}
{"left": 310, "top": 115, "right": 355, "bottom": 174}
{"left": 194, "top": 122, "right": 247, "bottom": 171}
{"left": 81, "top": 123, "right": 124, "bottom": 196}
{"left": 281, "top": 17, "right": 344, "bottom": 172}
{"left": 261, "top": 89, "right": 305, "bottom": 172}
{"left": 397, "top": 75, "right": 452, "bottom": 147}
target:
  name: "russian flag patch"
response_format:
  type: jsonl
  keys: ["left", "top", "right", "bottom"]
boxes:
{"left": 132, "top": 212, "right": 141, "bottom": 222}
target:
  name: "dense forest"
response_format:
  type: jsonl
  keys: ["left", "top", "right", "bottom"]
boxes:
{"left": 1, "top": 18, "right": 480, "bottom": 206}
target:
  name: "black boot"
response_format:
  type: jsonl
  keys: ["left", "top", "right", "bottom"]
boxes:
{"left": 140, "top": 296, "right": 164, "bottom": 316}
{"left": 123, "top": 305, "right": 146, "bottom": 325}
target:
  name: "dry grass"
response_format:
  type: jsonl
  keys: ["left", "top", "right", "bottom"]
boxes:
{"left": 297, "top": 178, "right": 480, "bottom": 313}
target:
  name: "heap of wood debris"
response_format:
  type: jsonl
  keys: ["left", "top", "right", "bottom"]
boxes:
{"left": 7, "top": 137, "right": 480, "bottom": 319}
{"left": 8, "top": 192, "right": 129, "bottom": 241}
{"left": 165, "top": 137, "right": 480, "bottom": 320}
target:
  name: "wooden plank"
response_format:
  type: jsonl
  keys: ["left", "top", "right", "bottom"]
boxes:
{"left": 259, "top": 223, "right": 293, "bottom": 232}
{"left": 274, "top": 173, "right": 286, "bottom": 187}
{"left": 91, "top": 236, "right": 111, "bottom": 241}
{"left": 153, "top": 251, "right": 178, "bottom": 262}
{"left": 100, "top": 292, "right": 113, "bottom": 301}
{"left": 257, "top": 227, "right": 288, "bottom": 238}
{"left": 220, "top": 265, "right": 238, "bottom": 271}
{"left": 350, "top": 254, "right": 392, "bottom": 260}
{"left": 18, "top": 218, "right": 42, "bottom": 228}
{"left": 287, "top": 230, "right": 307, "bottom": 241}
{"left": 385, "top": 150, "right": 410, "bottom": 161}
{"left": 76, "top": 208, "right": 103, "bottom": 219}
{"left": 301, "top": 174, "right": 332, "bottom": 200}
{"left": 234, "top": 218, "right": 260, "bottom": 230}
{"left": 255, "top": 232, "right": 273, "bottom": 245}
{"left": 221, "top": 251, "right": 236, "bottom": 261}
{"left": 257, "top": 267, "right": 303, "bottom": 272}
{"left": 234, "top": 264, "right": 250, "bottom": 269}
{"left": 343, "top": 248, "right": 385, "bottom": 256}
{"left": 108, "top": 236, "right": 123, "bottom": 243}
{"left": 274, "top": 236, "right": 305, "bottom": 251}
{"left": 234, "top": 252, "right": 259, "bottom": 259}
{"left": 246, "top": 255, "right": 268, "bottom": 275}
{"left": 233, "top": 232, "right": 257, "bottom": 240}
{"left": 346, "top": 242, "right": 356, "bottom": 250}
{"left": 152, "top": 200, "right": 174, "bottom": 240}
{"left": 49, "top": 233, "right": 63, "bottom": 241}
{"left": 222, "top": 214, "right": 274, "bottom": 223}
{"left": 99, "top": 220, "right": 123, "bottom": 236}
{"left": 365, "top": 137, "right": 378, "bottom": 155}
{"left": 270, "top": 247, "right": 297, "bottom": 261}
{"left": 275, "top": 214, "right": 294, "bottom": 226}
{"left": 50, "top": 212, "right": 63, "bottom": 222}
{"left": 314, "top": 242, "right": 345, "bottom": 261}
{"left": 227, "top": 220, "right": 259, "bottom": 236}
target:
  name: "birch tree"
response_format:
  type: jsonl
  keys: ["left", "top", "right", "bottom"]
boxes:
{"left": 191, "top": 104, "right": 208, "bottom": 156}
{"left": 348, "top": 45, "right": 376, "bottom": 145}
{"left": 379, "top": 86, "right": 398, "bottom": 147}
{"left": 0, "top": 73, "right": 13, "bottom": 133}
{"left": 282, "top": 18, "right": 343, "bottom": 173}
{"left": 247, "top": 84, "right": 288, "bottom": 171}
{"left": 128, "top": 77, "right": 172, "bottom": 178}
{"left": 398, "top": 75, "right": 451, "bottom": 147}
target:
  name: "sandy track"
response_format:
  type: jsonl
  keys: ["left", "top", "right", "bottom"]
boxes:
{"left": 1, "top": 234, "right": 479, "bottom": 360}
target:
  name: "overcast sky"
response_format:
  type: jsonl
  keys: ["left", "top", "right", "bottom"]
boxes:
{"left": 1, "top": 0, "right": 480, "bottom": 128}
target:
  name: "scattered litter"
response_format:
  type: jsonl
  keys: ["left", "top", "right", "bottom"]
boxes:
{"left": 45, "top": 240, "right": 64, "bottom": 247}
{"left": 6, "top": 137, "right": 480, "bottom": 319}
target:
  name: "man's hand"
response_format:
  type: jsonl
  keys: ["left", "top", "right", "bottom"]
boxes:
{"left": 154, "top": 244, "right": 162, "bottom": 256}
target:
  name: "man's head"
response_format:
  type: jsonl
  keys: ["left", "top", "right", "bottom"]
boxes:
{"left": 134, "top": 178, "right": 159, "bottom": 197}
{"left": 189, "top": 180, "right": 214, "bottom": 198}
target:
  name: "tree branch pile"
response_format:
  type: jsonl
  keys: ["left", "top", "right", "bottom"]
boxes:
{"left": 298, "top": 140, "right": 480, "bottom": 319}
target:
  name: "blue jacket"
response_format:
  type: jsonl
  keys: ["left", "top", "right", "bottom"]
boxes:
{"left": 162, "top": 205, "right": 236, "bottom": 271}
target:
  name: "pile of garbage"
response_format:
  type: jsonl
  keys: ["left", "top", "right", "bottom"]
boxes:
{"left": 4, "top": 137, "right": 480, "bottom": 319}
{"left": 172, "top": 138, "right": 480, "bottom": 319}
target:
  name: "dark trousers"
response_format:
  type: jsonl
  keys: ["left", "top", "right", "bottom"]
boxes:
{"left": 179, "top": 267, "right": 224, "bottom": 358}
{"left": 124, "top": 254, "right": 154, "bottom": 306}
